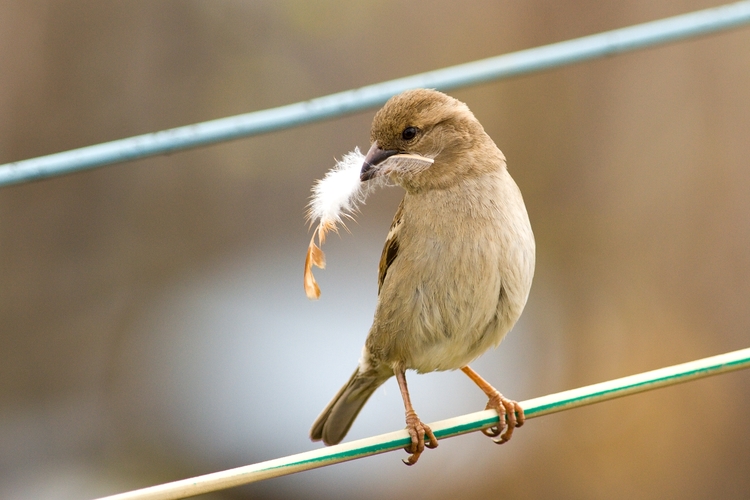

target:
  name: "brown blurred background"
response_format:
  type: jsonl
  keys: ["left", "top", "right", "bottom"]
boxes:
{"left": 1, "top": 1, "right": 749, "bottom": 498}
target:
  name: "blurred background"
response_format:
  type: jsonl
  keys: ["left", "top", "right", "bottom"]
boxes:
{"left": 1, "top": 1, "right": 749, "bottom": 498}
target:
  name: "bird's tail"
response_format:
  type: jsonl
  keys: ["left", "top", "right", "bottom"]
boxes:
{"left": 310, "top": 367, "right": 391, "bottom": 446}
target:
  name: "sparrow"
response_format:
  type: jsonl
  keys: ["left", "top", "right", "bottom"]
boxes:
{"left": 310, "top": 89, "right": 535, "bottom": 465}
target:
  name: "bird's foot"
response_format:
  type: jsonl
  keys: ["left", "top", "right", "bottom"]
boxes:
{"left": 482, "top": 392, "right": 525, "bottom": 444}
{"left": 402, "top": 409, "right": 438, "bottom": 466}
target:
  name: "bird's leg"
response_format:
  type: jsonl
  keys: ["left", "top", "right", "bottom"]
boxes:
{"left": 461, "top": 365, "right": 524, "bottom": 444}
{"left": 395, "top": 368, "right": 437, "bottom": 465}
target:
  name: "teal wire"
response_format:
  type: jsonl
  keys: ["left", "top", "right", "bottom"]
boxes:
{"left": 1, "top": 1, "right": 750, "bottom": 187}
{"left": 95, "top": 347, "right": 750, "bottom": 500}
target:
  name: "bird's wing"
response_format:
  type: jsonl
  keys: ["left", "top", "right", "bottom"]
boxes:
{"left": 377, "top": 198, "right": 404, "bottom": 294}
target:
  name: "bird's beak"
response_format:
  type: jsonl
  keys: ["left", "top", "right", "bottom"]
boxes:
{"left": 360, "top": 142, "right": 398, "bottom": 182}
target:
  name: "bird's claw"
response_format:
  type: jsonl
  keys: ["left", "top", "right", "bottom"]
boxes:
{"left": 482, "top": 392, "right": 524, "bottom": 444}
{"left": 402, "top": 409, "right": 438, "bottom": 465}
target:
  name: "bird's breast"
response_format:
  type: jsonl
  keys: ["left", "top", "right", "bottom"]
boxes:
{"left": 367, "top": 171, "right": 535, "bottom": 373}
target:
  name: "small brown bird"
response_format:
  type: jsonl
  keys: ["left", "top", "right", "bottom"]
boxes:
{"left": 310, "top": 89, "right": 535, "bottom": 465}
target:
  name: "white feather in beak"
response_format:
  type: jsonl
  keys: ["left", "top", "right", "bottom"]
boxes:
{"left": 303, "top": 147, "right": 433, "bottom": 299}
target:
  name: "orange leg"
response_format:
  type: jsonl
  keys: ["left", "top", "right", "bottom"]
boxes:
{"left": 395, "top": 368, "right": 438, "bottom": 465}
{"left": 461, "top": 366, "right": 525, "bottom": 444}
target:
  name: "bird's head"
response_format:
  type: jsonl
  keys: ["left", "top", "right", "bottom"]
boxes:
{"left": 360, "top": 88, "right": 499, "bottom": 192}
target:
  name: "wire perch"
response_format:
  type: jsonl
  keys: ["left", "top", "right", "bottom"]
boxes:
{"left": 95, "top": 347, "right": 750, "bottom": 500}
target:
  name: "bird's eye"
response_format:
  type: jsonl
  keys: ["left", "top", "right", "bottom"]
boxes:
{"left": 401, "top": 127, "right": 418, "bottom": 141}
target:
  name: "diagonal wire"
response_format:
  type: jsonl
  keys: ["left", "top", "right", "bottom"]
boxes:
{"left": 94, "top": 347, "right": 750, "bottom": 500}
{"left": 2, "top": 1, "right": 750, "bottom": 188}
